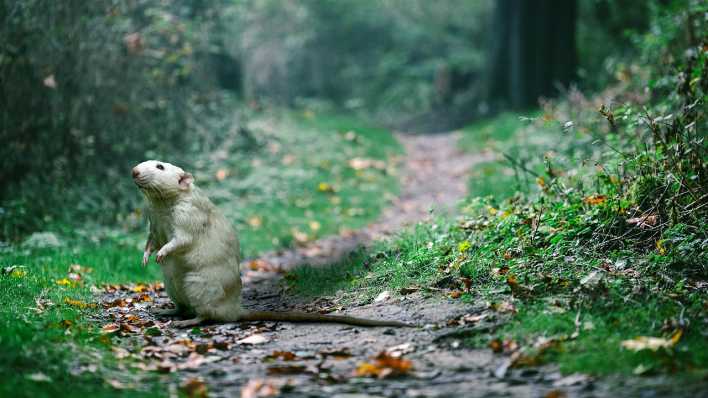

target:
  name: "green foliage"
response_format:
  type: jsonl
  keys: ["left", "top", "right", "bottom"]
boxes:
{"left": 0, "top": 0, "right": 230, "bottom": 240}
{"left": 197, "top": 109, "right": 402, "bottom": 257}
{"left": 290, "top": 1, "right": 708, "bottom": 376}
{"left": 232, "top": 0, "right": 492, "bottom": 121}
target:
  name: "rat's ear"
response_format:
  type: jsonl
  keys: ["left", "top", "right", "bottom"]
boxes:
{"left": 179, "top": 172, "right": 194, "bottom": 190}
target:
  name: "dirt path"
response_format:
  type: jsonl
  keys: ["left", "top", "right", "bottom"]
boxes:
{"left": 99, "top": 132, "right": 700, "bottom": 397}
{"left": 250, "top": 132, "right": 490, "bottom": 273}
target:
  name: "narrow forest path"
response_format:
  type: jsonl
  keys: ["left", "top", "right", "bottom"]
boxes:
{"left": 246, "top": 131, "right": 490, "bottom": 277}
{"left": 99, "top": 131, "right": 689, "bottom": 398}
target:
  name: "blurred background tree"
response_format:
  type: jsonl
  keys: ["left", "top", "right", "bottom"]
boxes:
{"left": 0, "top": 0, "right": 670, "bottom": 240}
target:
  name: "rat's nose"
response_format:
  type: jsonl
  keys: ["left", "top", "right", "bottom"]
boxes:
{"left": 132, "top": 167, "right": 140, "bottom": 178}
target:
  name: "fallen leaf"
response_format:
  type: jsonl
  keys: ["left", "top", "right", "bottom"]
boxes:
{"left": 291, "top": 228, "right": 309, "bottom": 244}
{"left": 238, "top": 334, "right": 269, "bottom": 345}
{"left": 308, "top": 220, "right": 321, "bottom": 231}
{"left": 247, "top": 216, "right": 262, "bottom": 228}
{"left": 545, "top": 389, "right": 567, "bottom": 398}
{"left": 385, "top": 343, "right": 415, "bottom": 358}
{"left": 492, "top": 300, "right": 517, "bottom": 314}
{"left": 181, "top": 378, "right": 208, "bottom": 398}
{"left": 101, "top": 323, "right": 120, "bottom": 334}
{"left": 449, "top": 290, "right": 462, "bottom": 299}
{"left": 241, "top": 379, "right": 279, "bottom": 398}
{"left": 64, "top": 297, "right": 97, "bottom": 309}
{"left": 3, "top": 265, "right": 27, "bottom": 278}
{"left": 265, "top": 351, "right": 297, "bottom": 361}
{"left": 319, "top": 348, "right": 352, "bottom": 359}
{"left": 43, "top": 74, "right": 57, "bottom": 89}
{"left": 349, "top": 157, "right": 386, "bottom": 170}
{"left": 489, "top": 339, "right": 503, "bottom": 353}
{"left": 552, "top": 373, "right": 590, "bottom": 387}
{"left": 583, "top": 195, "right": 607, "bottom": 206}
{"left": 106, "top": 379, "right": 127, "bottom": 389}
{"left": 656, "top": 240, "right": 667, "bottom": 255}
{"left": 317, "top": 182, "right": 334, "bottom": 193}
{"left": 621, "top": 330, "right": 682, "bottom": 352}
{"left": 355, "top": 352, "right": 413, "bottom": 379}
{"left": 374, "top": 291, "right": 390, "bottom": 303}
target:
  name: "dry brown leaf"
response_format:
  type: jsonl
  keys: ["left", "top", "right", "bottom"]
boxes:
{"left": 265, "top": 351, "right": 297, "bottom": 361}
{"left": 355, "top": 352, "right": 413, "bottom": 379}
{"left": 583, "top": 195, "right": 607, "bottom": 206}
{"left": 621, "top": 330, "right": 682, "bottom": 352}
{"left": 101, "top": 323, "right": 120, "bottom": 334}
{"left": 181, "top": 377, "right": 208, "bottom": 398}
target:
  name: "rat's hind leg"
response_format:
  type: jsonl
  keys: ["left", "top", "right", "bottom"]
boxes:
{"left": 181, "top": 271, "right": 241, "bottom": 323}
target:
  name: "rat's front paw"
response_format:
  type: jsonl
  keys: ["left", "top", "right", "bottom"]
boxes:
{"left": 155, "top": 250, "right": 167, "bottom": 264}
{"left": 142, "top": 251, "right": 151, "bottom": 266}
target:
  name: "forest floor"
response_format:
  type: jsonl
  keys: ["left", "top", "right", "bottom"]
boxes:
{"left": 98, "top": 131, "right": 705, "bottom": 398}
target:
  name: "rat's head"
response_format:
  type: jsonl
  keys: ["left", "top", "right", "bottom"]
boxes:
{"left": 132, "top": 160, "right": 194, "bottom": 202}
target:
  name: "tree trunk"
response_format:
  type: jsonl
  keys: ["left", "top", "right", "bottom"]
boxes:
{"left": 488, "top": 0, "right": 577, "bottom": 109}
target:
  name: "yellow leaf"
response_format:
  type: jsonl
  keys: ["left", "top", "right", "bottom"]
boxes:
{"left": 64, "top": 297, "right": 96, "bottom": 309}
{"left": 536, "top": 176, "right": 546, "bottom": 188}
{"left": 247, "top": 216, "right": 262, "bottom": 228}
{"left": 621, "top": 335, "right": 677, "bottom": 352}
{"left": 317, "top": 182, "right": 334, "bottom": 193}
{"left": 656, "top": 240, "right": 667, "bottom": 255}
{"left": 458, "top": 240, "right": 471, "bottom": 253}
{"left": 308, "top": 220, "right": 321, "bottom": 231}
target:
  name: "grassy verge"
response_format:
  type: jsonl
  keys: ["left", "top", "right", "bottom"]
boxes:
{"left": 200, "top": 109, "right": 402, "bottom": 257}
{"left": 0, "top": 108, "right": 401, "bottom": 396}
{"left": 290, "top": 5, "right": 707, "bottom": 378}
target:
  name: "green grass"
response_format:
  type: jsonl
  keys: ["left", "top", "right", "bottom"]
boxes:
{"left": 459, "top": 111, "right": 544, "bottom": 201}
{"left": 0, "top": 109, "right": 402, "bottom": 396}
{"left": 0, "top": 243, "right": 163, "bottom": 397}
{"left": 198, "top": 109, "right": 403, "bottom": 257}
{"left": 288, "top": 90, "right": 707, "bottom": 379}
{"left": 288, "top": 221, "right": 463, "bottom": 300}
{"left": 458, "top": 112, "right": 536, "bottom": 153}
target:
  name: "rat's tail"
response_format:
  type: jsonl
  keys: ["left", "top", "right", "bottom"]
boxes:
{"left": 238, "top": 310, "right": 413, "bottom": 327}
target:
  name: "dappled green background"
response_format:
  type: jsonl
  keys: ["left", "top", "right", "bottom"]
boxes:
{"left": 1, "top": 0, "right": 706, "bottom": 396}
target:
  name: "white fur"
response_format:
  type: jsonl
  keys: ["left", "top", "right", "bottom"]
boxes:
{"left": 133, "top": 160, "right": 244, "bottom": 324}
{"left": 133, "top": 160, "right": 410, "bottom": 328}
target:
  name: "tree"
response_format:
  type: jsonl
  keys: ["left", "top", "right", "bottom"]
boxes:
{"left": 487, "top": 0, "right": 578, "bottom": 109}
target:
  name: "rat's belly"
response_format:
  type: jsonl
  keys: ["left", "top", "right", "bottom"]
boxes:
{"left": 160, "top": 260, "right": 191, "bottom": 309}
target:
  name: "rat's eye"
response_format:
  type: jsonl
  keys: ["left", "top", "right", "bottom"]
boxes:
{"left": 156, "top": 164, "right": 165, "bottom": 171}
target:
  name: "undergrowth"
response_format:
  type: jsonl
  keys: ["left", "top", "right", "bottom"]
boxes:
{"left": 290, "top": 1, "right": 707, "bottom": 377}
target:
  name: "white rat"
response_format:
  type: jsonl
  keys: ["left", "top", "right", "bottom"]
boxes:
{"left": 132, "top": 160, "right": 411, "bottom": 328}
